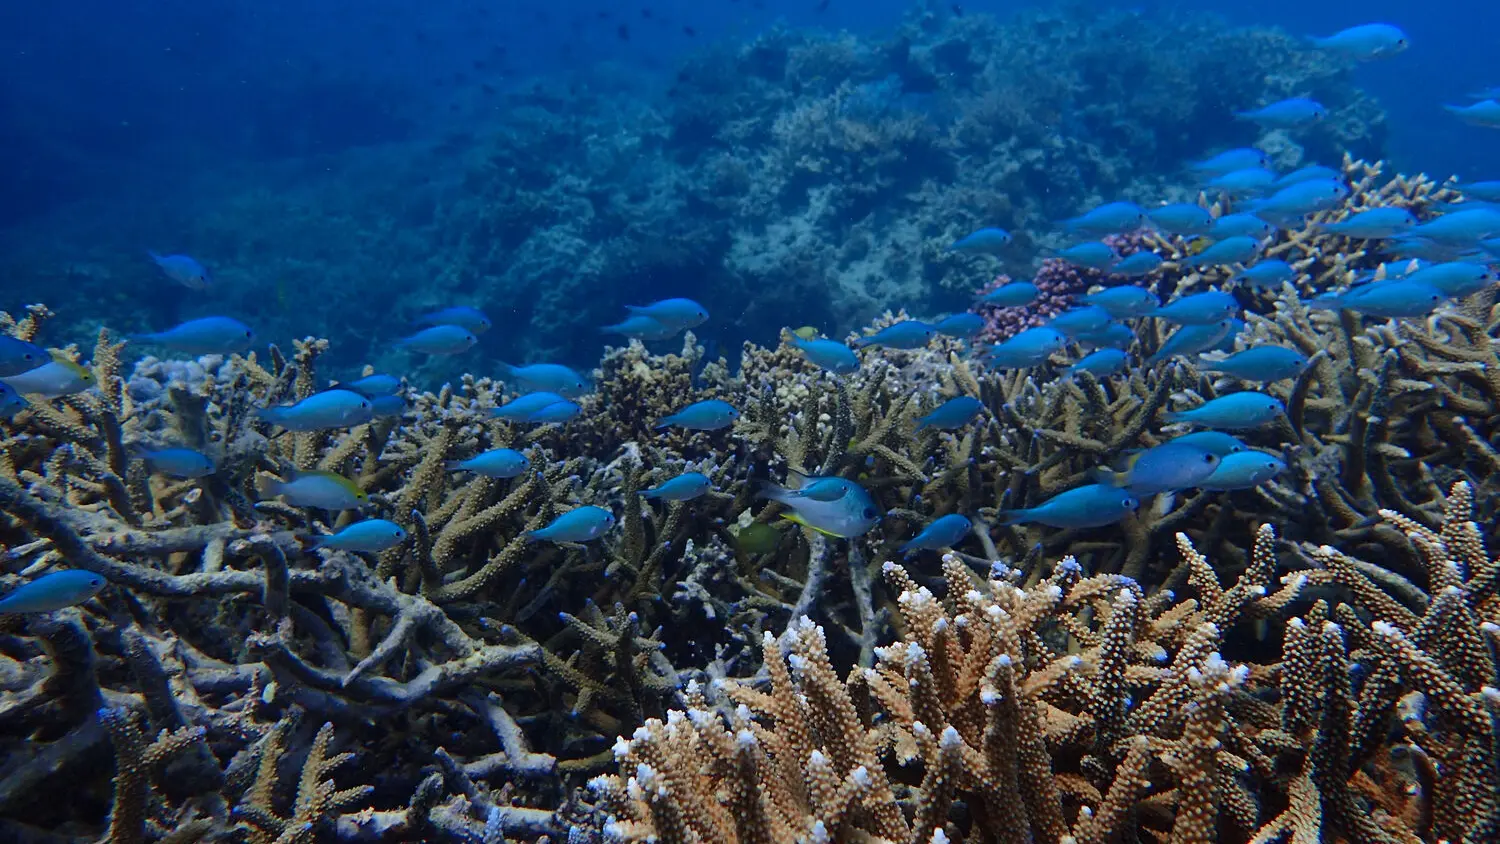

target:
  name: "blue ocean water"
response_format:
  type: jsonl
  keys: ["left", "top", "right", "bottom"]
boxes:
{"left": 0, "top": 0, "right": 1496, "bottom": 373}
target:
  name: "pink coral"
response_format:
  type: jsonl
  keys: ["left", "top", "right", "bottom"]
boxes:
{"left": 971, "top": 231, "right": 1164, "bottom": 344}
{"left": 971, "top": 260, "right": 1092, "bottom": 344}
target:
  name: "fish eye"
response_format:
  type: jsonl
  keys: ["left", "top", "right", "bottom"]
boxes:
{"left": 1203, "top": 453, "right": 1216, "bottom": 463}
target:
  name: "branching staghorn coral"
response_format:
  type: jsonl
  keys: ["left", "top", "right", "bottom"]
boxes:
{"left": 4, "top": 149, "right": 1500, "bottom": 843}
{"left": 593, "top": 503, "right": 1500, "bottom": 842}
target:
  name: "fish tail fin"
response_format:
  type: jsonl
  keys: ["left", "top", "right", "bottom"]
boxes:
{"left": 253, "top": 407, "right": 281, "bottom": 425}
{"left": 1304, "top": 296, "right": 1342, "bottom": 312}
{"left": 299, "top": 533, "right": 329, "bottom": 550}
{"left": 994, "top": 508, "right": 1031, "bottom": 527}
{"left": 254, "top": 474, "right": 285, "bottom": 500}
{"left": 1162, "top": 411, "right": 1186, "bottom": 424}
{"left": 640, "top": 489, "right": 662, "bottom": 499}
{"left": 146, "top": 250, "right": 162, "bottom": 262}
{"left": 651, "top": 416, "right": 675, "bottom": 430}
{"left": 1086, "top": 467, "right": 1125, "bottom": 487}
{"left": 754, "top": 480, "right": 790, "bottom": 502}
{"left": 444, "top": 460, "right": 464, "bottom": 471}
{"left": 494, "top": 361, "right": 517, "bottom": 378}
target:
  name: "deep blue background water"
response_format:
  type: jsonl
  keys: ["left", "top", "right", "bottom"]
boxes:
{"left": 1, "top": 0, "right": 1496, "bottom": 261}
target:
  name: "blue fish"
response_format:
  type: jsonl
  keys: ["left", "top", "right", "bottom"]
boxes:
{"left": 852, "top": 321, "right": 937, "bottom": 350}
{"left": 1062, "top": 202, "right": 1148, "bottom": 236}
{"left": 1456, "top": 181, "right": 1500, "bottom": 203}
{"left": 758, "top": 478, "right": 879, "bottom": 538}
{"left": 257, "top": 389, "right": 373, "bottom": 431}
{"left": 0, "top": 382, "right": 28, "bottom": 417}
{"left": 397, "top": 325, "right": 478, "bottom": 356}
{"left": 1108, "top": 251, "right": 1165, "bottom": 278}
{"left": 984, "top": 327, "right": 1068, "bottom": 368}
{"left": 0, "top": 335, "right": 48, "bottom": 378}
{"left": 418, "top": 306, "right": 492, "bottom": 334}
{"left": 1210, "top": 214, "right": 1276, "bottom": 240}
{"left": 308, "top": 519, "right": 408, "bottom": 553}
{"left": 996, "top": 484, "right": 1140, "bottom": 529}
{"left": 341, "top": 373, "right": 402, "bottom": 397}
{"left": 1065, "top": 348, "right": 1130, "bottom": 378}
{"left": 1236, "top": 97, "right": 1327, "bottom": 128}
{"left": 497, "top": 363, "right": 589, "bottom": 397}
{"left": 950, "top": 228, "right": 1013, "bottom": 254}
{"left": 1189, "top": 148, "right": 1270, "bottom": 176}
{"left": 1444, "top": 100, "right": 1500, "bottom": 129}
{"left": 492, "top": 392, "right": 568, "bottom": 421}
{"left": 1311, "top": 23, "right": 1408, "bottom": 59}
{"left": 602, "top": 314, "right": 677, "bottom": 342}
{"left": 655, "top": 399, "right": 739, "bottom": 431}
{"left": 1403, "top": 262, "right": 1496, "bottom": 297}
{"left": 1147, "top": 204, "right": 1215, "bottom": 236}
{"left": 1207, "top": 168, "right": 1277, "bottom": 196}
{"left": 792, "top": 338, "right": 860, "bottom": 374}
{"left": 916, "top": 395, "right": 984, "bottom": 430}
{"left": 1383, "top": 236, "right": 1468, "bottom": 262}
{"left": 447, "top": 448, "right": 530, "bottom": 478}
{"left": 626, "top": 298, "right": 709, "bottom": 331}
{"left": 642, "top": 472, "right": 714, "bottom": 501}
{"left": 976, "top": 281, "right": 1041, "bottom": 307}
{"left": 1273, "top": 165, "right": 1341, "bottom": 189}
{"left": 933, "top": 313, "right": 985, "bottom": 337}
{"left": 1057, "top": 241, "right": 1117, "bottom": 271}
{"left": 1184, "top": 237, "right": 1262, "bottom": 269}
{"left": 1084, "top": 285, "right": 1159, "bottom": 318}
{"left": 1206, "top": 319, "right": 1247, "bottom": 354}
{"left": 1306, "top": 280, "right": 1446, "bottom": 318}
{"left": 1091, "top": 443, "right": 1221, "bottom": 496}
{"left": 1165, "top": 392, "right": 1286, "bottom": 430}
{"left": 1319, "top": 207, "right": 1418, "bottom": 239}
{"left": 1168, "top": 431, "right": 1248, "bottom": 456}
{"left": 1150, "top": 291, "right": 1239, "bottom": 325}
{"left": 1233, "top": 260, "right": 1296, "bottom": 289}
{"left": 527, "top": 400, "right": 581, "bottom": 424}
{"left": 1245, "top": 180, "right": 1351, "bottom": 219}
{"left": 1048, "top": 305, "right": 1114, "bottom": 337}
{"left": 1201, "top": 346, "right": 1308, "bottom": 382}
{"left": 1076, "top": 322, "right": 1136, "bottom": 351}
{"left": 898, "top": 514, "right": 972, "bottom": 556}
{"left": 261, "top": 470, "right": 367, "bottom": 510}
{"left": 0, "top": 570, "right": 108, "bottom": 613}
{"left": 1410, "top": 208, "right": 1500, "bottom": 245}
{"left": 137, "top": 446, "right": 217, "bottom": 479}
{"left": 528, "top": 506, "right": 616, "bottom": 542}
{"left": 148, "top": 252, "right": 211, "bottom": 290}
{"left": 1150, "top": 320, "right": 1236, "bottom": 364}
{"left": 1199, "top": 451, "right": 1287, "bottom": 491}
{"left": 133, "top": 317, "right": 256, "bottom": 355}
{"left": 785, "top": 476, "right": 858, "bottom": 502}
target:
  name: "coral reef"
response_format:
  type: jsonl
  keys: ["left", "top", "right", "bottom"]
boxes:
{"left": 3, "top": 154, "right": 1499, "bottom": 842}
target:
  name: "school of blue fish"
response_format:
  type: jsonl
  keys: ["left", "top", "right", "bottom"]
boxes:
{"left": 2, "top": 18, "right": 1498, "bottom": 617}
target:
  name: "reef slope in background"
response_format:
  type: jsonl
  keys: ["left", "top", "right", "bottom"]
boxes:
{"left": 0, "top": 5, "right": 1383, "bottom": 376}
